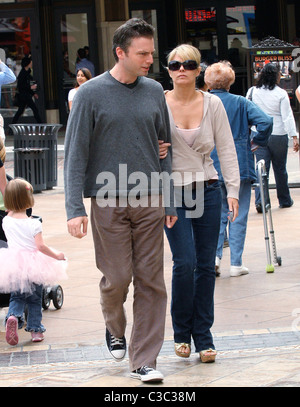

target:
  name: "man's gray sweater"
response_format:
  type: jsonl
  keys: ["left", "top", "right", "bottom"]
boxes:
{"left": 64, "top": 71, "right": 175, "bottom": 220}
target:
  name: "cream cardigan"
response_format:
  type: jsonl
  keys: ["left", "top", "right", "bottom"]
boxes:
{"left": 166, "top": 90, "right": 240, "bottom": 200}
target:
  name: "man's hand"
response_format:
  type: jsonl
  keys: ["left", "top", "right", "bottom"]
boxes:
{"left": 293, "top": 136, "right": 299, "bottom": 152}
{"left": 165, "top": 215, "right": 177, "bottom": 229}
{"left": 67, "top": 216, "right": 88, "bottom": 239}
{"left": 158, "top": 140, "right": 171, "bottom": 159}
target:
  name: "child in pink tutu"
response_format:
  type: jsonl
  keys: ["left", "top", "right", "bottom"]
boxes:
{"left": 0, "top": 178, "right": 67, "bottom": 345}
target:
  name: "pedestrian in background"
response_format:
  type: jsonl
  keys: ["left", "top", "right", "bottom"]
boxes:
{"left": 196, "top": 62, "right": 208, "bottom": 92}
{"left": 295, "top": 84, "right": 300, "bottom": 104}
{"left": 11, "top": 56, "right": 42, "bottom": 125}
{"left": 68, "top": 68, "right": 92, "bottom": 110}
{"left": 75, "top": 48, "right": 95, "bottom": 77}
{"left": 0, "top": 58, "right": 16, "bottom": 141}
{"left": 246, "top": 63, "right": 299, "bottom": 211}
{"left": 206, "top": 61, "right": 273, "bottom": 277}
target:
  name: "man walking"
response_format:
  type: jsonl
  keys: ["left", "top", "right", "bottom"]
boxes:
{"left": 11, "top": 56, "right": 42, "bottom": 124}
{"left": 64, "top": 18, "right": 177, "bottom": 382}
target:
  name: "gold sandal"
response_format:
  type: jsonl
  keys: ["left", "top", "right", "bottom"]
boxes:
{"left": 174, "top": 343, "right": 191, "bottom": 358}
{"left": 199, "top": 348, "right": 217, "bottom": 363}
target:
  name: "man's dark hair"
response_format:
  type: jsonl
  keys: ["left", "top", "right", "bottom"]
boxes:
{"left": 77, "top": 48, "right": 86, "bottom": 60}
{"left": 256, "top": 63, "right": 280, "bottom": 90}
{"left": 21, "top": 56, "right": 32, "bottom": 68}
{"left": 112, "top": 18, "right": 155, "bottom": 62}
{"left": 196, "top": 62, "right": 208, "bottom": 89}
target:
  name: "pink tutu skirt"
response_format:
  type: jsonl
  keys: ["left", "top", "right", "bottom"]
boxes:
{"left": 0, "top": 247, "right": 68, "bottom": 294}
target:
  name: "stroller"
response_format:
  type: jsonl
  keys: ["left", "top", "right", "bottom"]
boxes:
{"left": 255, "top": 159, "right": 282, "bottom": 273}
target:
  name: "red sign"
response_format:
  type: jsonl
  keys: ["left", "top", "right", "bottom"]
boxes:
{"left": 185, "top": 9, "right": 216, "bottom": 23}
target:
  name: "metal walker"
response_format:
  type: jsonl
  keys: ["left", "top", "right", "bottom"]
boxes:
{"left": 256, "top": 159, "right": 282, "bottom": 272}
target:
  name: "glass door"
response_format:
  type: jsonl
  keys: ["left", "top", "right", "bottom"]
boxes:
{"left": 226, "top": 5, "right": 257, "bottom": 95}
{"left": 185, "top": 7, "right": 219, "bottom": 64}
{"left": 54, "top": 6, "right": 98, "bottom": 124}
{"left": 131, "top": 9, "right": 160, "bottom": 79}
{"left": 129, "top": 1, "right": 168, "bottom": 88}
{"left": 0, "top": 11, "right": 44, "bottom": 126}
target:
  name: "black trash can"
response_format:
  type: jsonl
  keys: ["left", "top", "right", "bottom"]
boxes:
{"left": 14, "top": 148, "right": 48, "bottom": 192}
{"left": 9, "top": 124, "right": 62, "bottom": 189}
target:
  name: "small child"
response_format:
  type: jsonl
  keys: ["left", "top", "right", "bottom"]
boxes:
{"left": 0, "top": 178, "right": 67, "bottom": 345}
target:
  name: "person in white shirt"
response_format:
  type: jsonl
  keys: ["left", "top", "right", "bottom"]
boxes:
{"left": 68, "top": 68, "right": 92, "bottom": 111}
{"left": 296, "top": 85, "right": 300, "bottom": 104}
{"left": 246, "top": 63, "right": 299, "bottom": 211}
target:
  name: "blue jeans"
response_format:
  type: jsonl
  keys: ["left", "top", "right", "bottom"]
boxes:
{"left": 6, "top": 284, "right": 45, "bottom": 333}
{"left": 254, "top": 134, "right": 292, "bottom": 207}
{"left": 216, "top": 180, "right": 252, "bottom": 266}
{"left": 164, "top": 182, "right": 221, "bottom": 351}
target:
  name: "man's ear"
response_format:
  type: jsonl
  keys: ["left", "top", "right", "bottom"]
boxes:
{"left": 116, "top": 46, "right": 125, "bottom": 61}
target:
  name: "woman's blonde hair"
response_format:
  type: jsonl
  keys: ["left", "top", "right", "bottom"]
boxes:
{"left": 205, "top": 61, "right": 235, "bottom": 90}
{"left": 0, "top": 138, "right": 6, "bottom": 164}
{"left": 167, "top": 44, "right": 201, "bottom": 66}
{"left": 4, "top": 178, "right": 34, "bottom": 212}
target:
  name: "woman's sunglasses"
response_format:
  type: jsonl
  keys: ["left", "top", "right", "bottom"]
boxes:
{"left": 168, "top": 60, "right": 198, "bottom": 71}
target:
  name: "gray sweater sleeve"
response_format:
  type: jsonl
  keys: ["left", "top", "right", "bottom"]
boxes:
{"left": 64, "top": 86, "right": 93, "bottom": 220}
{"left": 157, "top": 96, "right": 176, "bottom": 217}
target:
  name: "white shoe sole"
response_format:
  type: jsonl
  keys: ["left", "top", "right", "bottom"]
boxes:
{"left": 130, "top": 371, "right": 164, "bottom": 382}
{"left": 230, "top": 266, "right": 249, "bottom": 277}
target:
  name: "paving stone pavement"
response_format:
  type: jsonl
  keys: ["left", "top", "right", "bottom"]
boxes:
{"left": 1, "top": 330, "right": 300, "bottom": 368}
{"left": 0, "top": 136, "right": 299, "bottom": 389}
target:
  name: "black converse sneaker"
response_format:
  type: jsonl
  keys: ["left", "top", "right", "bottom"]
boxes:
{"left": 106, "top": 328, "right": 126, "bottom": 361}
{"left": 130, "top": 366, "right": 164, "bottom": 382}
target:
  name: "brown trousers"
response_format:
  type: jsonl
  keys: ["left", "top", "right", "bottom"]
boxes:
{"left": 90, "top": 197, "right": 167, "bottom": 371}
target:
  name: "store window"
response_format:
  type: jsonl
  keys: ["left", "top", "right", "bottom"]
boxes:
{"left": 58, "top": 12, "right": 90, "bottom": 113}
{"left": 60, "top": 13, "right": 89, "bottom": 78}
{"left": 54, "top": 7, "right": 97, "bottom": 124}
{"left": 0, "top": 1, "right": 34, "bottom": 3}
{"left": 0, "top": 16, "right": 32, "bottom": 119}
{"left": 226, "top": 6, "right": 257, "bottom": 68}
{"left": 185, "top": 7, "right": 218, "bottom": 65}
{"left": 226, "top": 5, "right": 257, "bottom": 94}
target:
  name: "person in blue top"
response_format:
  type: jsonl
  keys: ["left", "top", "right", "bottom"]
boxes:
{"left": 206, "top": 61, "right": 273, "bottom": 277}
{"left": 0, "top": 58, "right": 16, "bottom": 141}
{"left": 75, "top": 48, "right": 95, "bottom": 77}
